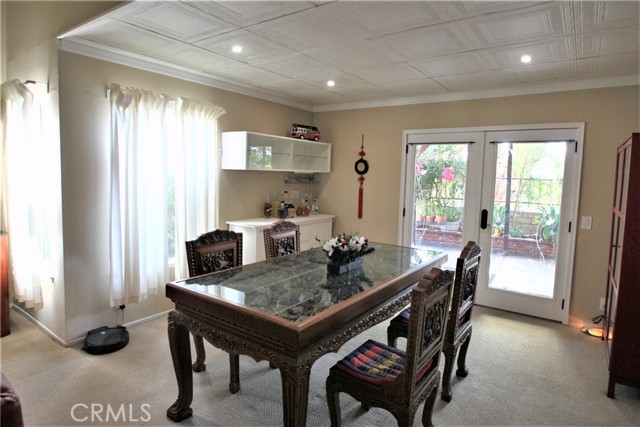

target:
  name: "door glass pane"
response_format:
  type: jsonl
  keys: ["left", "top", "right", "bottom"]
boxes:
{"left": 488, "top": 142, "right": 566, "bottom": 299}
{"left": 412, "top": 144, "right": 468, "bottom": 269}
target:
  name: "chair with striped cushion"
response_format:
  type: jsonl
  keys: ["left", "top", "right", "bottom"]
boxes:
{"left": 185, "top": 229, "right": 243, "bottom": 393}
{"left": 326, "top": 267, "right": 453, "bottom": 427}
{"left": 387, "top": 241, "right": 482, "bottom": 402}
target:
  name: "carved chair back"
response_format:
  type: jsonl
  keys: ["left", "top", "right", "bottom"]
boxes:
{"left": 447, "top": 241, "right": 481, "bottom": 345}
{"left": 401, "top": 268, "right": 453, "bottom": 399}
{"left": 185, "top": 229, "right": 243, "bottom": 277}
{"left": 263, "top": 220, "right": 300, "bottom": 260}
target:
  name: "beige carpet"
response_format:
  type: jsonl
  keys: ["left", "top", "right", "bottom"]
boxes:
{"left": 1, "top": 305, "right": 638, "bottom": 427}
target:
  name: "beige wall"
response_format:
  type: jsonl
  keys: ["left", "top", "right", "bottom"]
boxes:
{"left": 6, "top": 1, "right": 640, "bottom": 341}
{"left": 58, "top": 52, "right": 313, "bottom": 340}
{"left": 314, "top": 87, "right": 640, "bottom": 325}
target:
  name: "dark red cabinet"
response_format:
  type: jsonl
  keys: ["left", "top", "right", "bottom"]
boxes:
{"left": 604, "top": 133, "right": 640, "bottom": 398}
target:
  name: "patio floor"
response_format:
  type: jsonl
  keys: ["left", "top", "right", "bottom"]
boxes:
{"left": 417, "top": 241, "right": 556, "bottom": 299}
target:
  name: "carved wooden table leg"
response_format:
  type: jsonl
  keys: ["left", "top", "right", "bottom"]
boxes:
{"left": 167, "top": 311, "right": 194, "bottom": 422}
{"left": 279, "top": 365, "right": 312, "bottom": 427}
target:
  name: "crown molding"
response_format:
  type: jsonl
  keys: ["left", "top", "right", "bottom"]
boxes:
{"left": 312, "top": 75, "right": 640, "bottom": 112}
{"left": 57, "top": 37, "right": 315, "bottom": 112}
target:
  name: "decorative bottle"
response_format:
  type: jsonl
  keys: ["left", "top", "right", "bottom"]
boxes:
{"left": 296, "top": 198, "right": 310, "bottom": 217}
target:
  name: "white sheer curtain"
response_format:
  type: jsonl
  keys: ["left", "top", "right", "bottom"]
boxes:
{"left": 1, "top": 80, "right": 46, "bottom": 309}
{"left": 109, "top": 84, "right": 225, "bottom": 306}
{"left": 173, "top": 99, "right": 226, "bottom": 279}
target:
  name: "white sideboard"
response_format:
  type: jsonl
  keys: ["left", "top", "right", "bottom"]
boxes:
{"left": 227, "top": 214, "right": 334, "bottom": 264}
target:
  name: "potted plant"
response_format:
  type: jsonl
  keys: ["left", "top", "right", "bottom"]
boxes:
{"left": 444, "top": 206, "right": 462, "bottom": 231}
{"left": 432, "top": 199, "right": 447, "bottom": 223}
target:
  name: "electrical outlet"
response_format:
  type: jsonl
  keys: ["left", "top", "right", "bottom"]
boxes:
{"left": 599, "top": 297, "right": 606, "bottom": 311}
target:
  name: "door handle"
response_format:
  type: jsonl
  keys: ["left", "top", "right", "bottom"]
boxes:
{"left": 481, "top": 209, "right": 489, "bottom": 230}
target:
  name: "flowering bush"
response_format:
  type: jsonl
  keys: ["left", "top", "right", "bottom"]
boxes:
{"left": 415, "top": 145, "right": 466, "bottom": 217}
{"left": 318, "top": 234, "right": 368, "bottom": 264}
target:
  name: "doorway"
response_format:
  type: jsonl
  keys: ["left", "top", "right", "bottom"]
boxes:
{"left": 399, "top": 124, "right": 584, "bottom": 324}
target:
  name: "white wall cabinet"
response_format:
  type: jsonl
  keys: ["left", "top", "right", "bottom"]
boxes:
{"left": 227, "top": 214, "right": 334, "bottom": 264}
{"left": 221, "top": 131, "right": 331, "bottom": 173}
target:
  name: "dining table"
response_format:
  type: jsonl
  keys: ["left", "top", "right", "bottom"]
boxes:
{"left": 165, "top": 242, "right": 447, "bottom": 427}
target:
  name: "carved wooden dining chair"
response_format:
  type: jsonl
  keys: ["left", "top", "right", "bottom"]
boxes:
{"left": 387, "top": 241, "right": 482, "bottom": 402}
{"left": 185, "top": 229, "right": 243, "bottom": 392}
{"left": 263, "top": 220, "right": 300, "bottom": 260}
{"left": 326, "top": 267, "right": 453, "bottom": 427}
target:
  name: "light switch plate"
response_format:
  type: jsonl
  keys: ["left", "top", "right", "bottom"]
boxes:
{"left": 581, "top": 216, "right": 592, "bottom": 230}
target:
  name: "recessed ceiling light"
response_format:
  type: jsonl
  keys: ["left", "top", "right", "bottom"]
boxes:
{"left": 231, "top": 45, "right": 243, "bottom": 53}
{"left": 521, "top": 54, "right": 532, "bottom": 64}
{"left": 326, "top": 80, "right": 335, "bottom": 87}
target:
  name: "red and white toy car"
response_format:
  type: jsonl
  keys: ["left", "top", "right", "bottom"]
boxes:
{"left": 290, "top": 124, "right": 321, "bottom": 141}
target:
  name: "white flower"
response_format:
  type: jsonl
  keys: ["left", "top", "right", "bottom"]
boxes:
{"left": 323, "top": 237, "right": 338, "bottom": 256}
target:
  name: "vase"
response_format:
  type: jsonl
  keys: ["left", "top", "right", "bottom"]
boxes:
{"left": 426, "top": 215, "right": 436, "bottom": 223}
{"left": 327, "top": 258, "right": 363, "bottom": 275}
{"left": 435, "top": 215, "right": 447, "bottom": 224}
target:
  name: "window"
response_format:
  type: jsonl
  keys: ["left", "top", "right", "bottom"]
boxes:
{"left": 109, "top": 84, "right": 225, "bottom": 306}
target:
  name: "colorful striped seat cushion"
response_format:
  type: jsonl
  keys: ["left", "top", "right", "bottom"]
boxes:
{"left": 336, "top": 339, "right": 406, "bottom": 385}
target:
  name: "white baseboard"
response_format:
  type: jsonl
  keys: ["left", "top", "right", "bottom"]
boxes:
{"left": 11, "top": 304, "right": 171, "bottom": 347}
{"left": 10, "top": 304, "right": 67, "bottom": 347}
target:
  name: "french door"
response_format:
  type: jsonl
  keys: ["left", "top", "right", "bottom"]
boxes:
{"left": 400, "top": 124, "right": 584, "bottom": 324}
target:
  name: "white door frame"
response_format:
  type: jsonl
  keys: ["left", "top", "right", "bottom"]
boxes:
{"left": 399, "top": 123, "right": 584, "bottom": 325}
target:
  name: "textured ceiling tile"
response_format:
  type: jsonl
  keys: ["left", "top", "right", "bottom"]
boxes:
{"left": 253, "top": 54, "right": 334, "bottom": 79}
{"left": 189, "top": 0, "right": 316, "bottom": 27}
{"left": 577, "top": 54, "right": 640, "bottom": 79}
{"left": 195, "top": 30, "right": 291, "bottom": 63}
{"left": 112, "top": 2, "right": 236, "bottom": 43}
{"left": 376, "top": 23, "right": 471, "bottom": 61}
{"left": 576, "top": 1, "right": 640, "bottom": 32}
{"left": 578, "top": 28, "right": 640, "bottom": 57}
{"left": 433, "top": 70, "right": 508, "bottom": 91}
{"left": 433, "top": 1, "right": 542, "bottom": 21}
{"left": 205, "top": 64, "right": 288, "bottom": 87}
{"left": 501, "top": 62, "right": 577, "bottom": 85}
{"left": 347, "top": 63, "right": 426, "bottom": 84}
{"left": 260, "top": 79, "right": 355, "bottom": 104}
{"left": 459, "top": 2, "right": 570, "bottom": 47}
{"left": 376, "top": 79, "right": 449, "bottom": 97}
{"left": 321, "top": 0, "right": 447, "bottom": 38}
{"left": 484, "top": 37, "right": 575, "bottom": 68}
{"left": 301, "top": 40, "right": 394, "bottom": 68}
{"left": 249, "top": 8, "right": 353, "bottom": 51}
{"left": 409, "top": 51, "right": 494, "bottom": 77}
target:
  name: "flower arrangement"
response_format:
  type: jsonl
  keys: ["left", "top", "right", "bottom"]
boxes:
{"left": 318, "top": 234, "right": 368, "bottom": 265}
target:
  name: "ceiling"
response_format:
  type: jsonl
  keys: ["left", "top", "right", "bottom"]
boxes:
{"left": 58, "top": 0, "right": 640, "bottom": 112}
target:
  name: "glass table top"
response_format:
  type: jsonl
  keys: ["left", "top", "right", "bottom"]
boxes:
{"left": 172, "top": 243, "right": 443, "bottom": 324}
